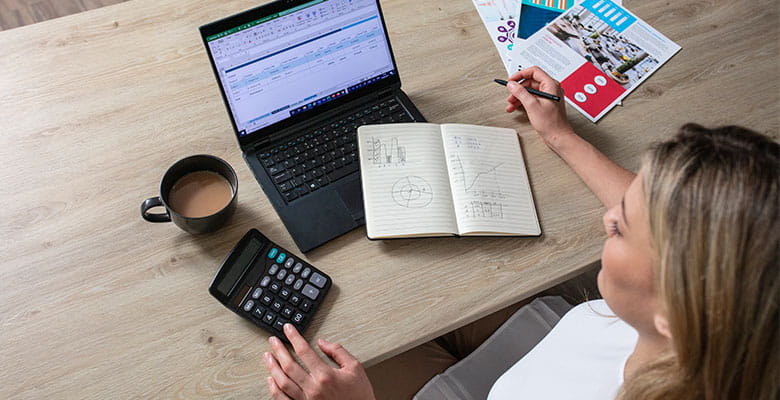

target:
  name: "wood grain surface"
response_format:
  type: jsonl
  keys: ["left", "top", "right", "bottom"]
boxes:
{"left": 0, "top": 0, "right": 129, "bottom": 30}
{"left": 0, "top": 0, "right": 777, "bottom": 398}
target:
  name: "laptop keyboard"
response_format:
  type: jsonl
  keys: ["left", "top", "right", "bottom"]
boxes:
{"left": 257, "top": 97, "right": 414, "bottom": 203}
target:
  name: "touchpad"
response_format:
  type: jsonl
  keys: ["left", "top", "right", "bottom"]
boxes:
{"left": 336, "top": 178, "right": 364, "bottom": 219}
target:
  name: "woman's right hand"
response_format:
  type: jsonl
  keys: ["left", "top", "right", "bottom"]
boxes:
{"left": 505, "top": 66, "right": 575, "bottom": 144}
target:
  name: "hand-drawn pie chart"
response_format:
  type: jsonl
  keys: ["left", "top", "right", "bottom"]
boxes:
{"left": 392, "top": 176, "right": 433, "bottom": 208}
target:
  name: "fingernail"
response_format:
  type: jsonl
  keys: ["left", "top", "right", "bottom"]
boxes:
{"left": 507, "top": 81, "right": 519, "bottom": 89}
{"left": 284, "top": 323, "right": 292, "bottom": 333}
{"left": 269, "top": 336, "right": 278, "bottom": 345}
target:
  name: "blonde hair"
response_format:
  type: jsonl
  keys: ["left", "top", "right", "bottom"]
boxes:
{"left": 618, "top": 124, "right": 779, "bottom": 400}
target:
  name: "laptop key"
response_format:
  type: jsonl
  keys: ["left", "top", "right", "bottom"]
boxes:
{"left": 273, "top": 171, "right": 292, "bottom": 183}
{"left": 294, "top": 186, "right": 309, "bottom": 197}
{"left": 283, "top": 191, "right": 298, "bottom": 202}
{"left": 326, "top": 162, "right": 359, "bottom": 182}
{"left": 307, "top": 181, "right": 320, "bottom": 192}
{"left": 316, "top": 177, "right": 329, "bottom": 187}
{"left": 279, "top": 181, "right": 294, "bottom": 193}
{"left": 267, "top": 164, "right": 283, "bottom": 175}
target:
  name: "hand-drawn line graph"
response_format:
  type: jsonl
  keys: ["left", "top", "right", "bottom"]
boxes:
{"left": 450, "top": 153, "right": 507, "bottom": 199}
{"left": 365, "top": 136, "right": 407, "bottom": 168}
{"left": 391, "top": 176, "right": 433, "bottom": 208}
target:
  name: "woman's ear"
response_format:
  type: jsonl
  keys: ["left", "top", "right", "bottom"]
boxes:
{"left": 654, "top": 313, "right": 672, "bottom": 339}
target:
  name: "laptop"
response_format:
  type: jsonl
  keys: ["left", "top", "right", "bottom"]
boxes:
{"left": 199, "top": 0, "right": 426, "bottom": 252}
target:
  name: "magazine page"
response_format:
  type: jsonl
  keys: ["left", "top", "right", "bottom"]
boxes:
{"left": 513, "top": 0, "right": 620, "bottom": 43}
{"left": 472, "top": 0, "right": 521, "bottom": 74}
{"left": 511, "top": 0, "right": 681, "bottom": 122}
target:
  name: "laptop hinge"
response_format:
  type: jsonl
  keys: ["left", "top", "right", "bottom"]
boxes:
{"left": 378, "top": 88, "right": 395, "bottom": 98}
{"left": 251, "top": 136, "right": 273, "bottom": 153}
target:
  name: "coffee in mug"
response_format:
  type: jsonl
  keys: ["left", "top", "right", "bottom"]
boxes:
{"left": 168, "top": 171, "right": 233, "bottom": 218}
{"left": 141, "top": 155, "right": 238, "bottom": 234}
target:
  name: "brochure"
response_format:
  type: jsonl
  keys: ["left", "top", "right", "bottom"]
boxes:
{"left": 472, "top": 0, "right": 521, "bottom": 74}
{"left": 510, "top": 0, "right": 681, "bottom": 121}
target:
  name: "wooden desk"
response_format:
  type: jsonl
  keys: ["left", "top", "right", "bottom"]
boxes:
{"left": 1, "top": 0, "right": 777, "bottom": 397}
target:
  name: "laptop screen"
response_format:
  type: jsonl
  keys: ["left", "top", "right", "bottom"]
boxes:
{"left": 205, "top": 0, "right": 397, "bottom": 137}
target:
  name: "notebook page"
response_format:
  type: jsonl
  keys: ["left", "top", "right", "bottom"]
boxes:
{"left": 358, "top": 123, "right": 458, "bottom": 238}
{"left": 441, "top": 124, "right": 541, "bottom": 235}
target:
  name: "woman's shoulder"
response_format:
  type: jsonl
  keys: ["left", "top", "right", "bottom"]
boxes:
{"left": 552, "top": 299, "right": 632, "bottom": 341}
{"left": 487, "top": 299, "right": 637, "bottom": 400}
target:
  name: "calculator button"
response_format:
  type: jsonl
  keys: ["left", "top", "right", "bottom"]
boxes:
{"left": 309, "top": 272, "right": 327, "bottom": 289}
{"left": 263, "top": 312, "right": 276, "bottom": 325}
{"left": 300, "top": 299, "right": 313, "bottom": 312}
{"left": 293, "top": 279, "right": 304, "bottom": 291}
{"left": 293, "top": 263, "right": 303, "bottom": 273}
{"left": 251, "top": 288, "right": 263, "bottom": 299}
{"left": 279, "top": 288, "right": 291, "bottom": 300}
{"left": 261, "top": 294, "right": 273, "bottom": 306}
{"left": 252, "top": 306, "right": 266, "bottom": 320}
{"left": 267, "top": 248, "right": 279, "bottom": 259}
{"left": 285, "top": 274, "right": 296, "bottom": 286}
{"left": 276, "top": 253, "right": 287, "bottom": 264}
{"left": 301, "top": 267, "right": 312, "bottom": 279}
{"left": 273, "top": 319, "right": 288, "bottom": 332}
{"left": 282, "top": 306, "right": 294, "bottom": 318}
{"left": 243, "top": 300, "right": 255, "bottom": 312}
{"left": 271, "top": 300, "right": 283, "bottom": 312}
{"left": 284, "top": 258, "right": 295, "bottom": 269}
{"left": 290, "top": 294, "right": 301, "bottom": 306}
{"left": 302, "top": 284, "right": 320, "bottom": 300}
{"left": 292, "top": 312, "right": 305, "bottom": 325}
{"left": 259, "top": 276, "right": 271, "bottom": 287}
{"left": 268, "top": 264, "right": 280, "bottom": 276}
{"left": 277, "top": 269, "right": 287, "bottom": 281}
{"left": 270, "top": 282, "right": 281, "bottom": 293}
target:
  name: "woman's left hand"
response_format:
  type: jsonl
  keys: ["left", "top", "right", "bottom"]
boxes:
{"left": 264, "top": 323, "right": 376, "bottom": 400}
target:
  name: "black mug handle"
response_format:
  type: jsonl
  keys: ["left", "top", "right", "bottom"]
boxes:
{"left": 141, "top": 196, "right": 171, "bottom": 223}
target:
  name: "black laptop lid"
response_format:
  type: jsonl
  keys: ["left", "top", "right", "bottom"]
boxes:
{"left": 200, "top": 0, "right": 401, "bottom": 149}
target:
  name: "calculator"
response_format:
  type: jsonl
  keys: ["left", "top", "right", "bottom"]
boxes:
{"left": 209, "top": 229, "right": 332, "bottom": 339}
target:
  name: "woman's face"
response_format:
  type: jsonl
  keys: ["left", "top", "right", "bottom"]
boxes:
{"left": 599, "top": 174, "right": 659, "bottom": 333}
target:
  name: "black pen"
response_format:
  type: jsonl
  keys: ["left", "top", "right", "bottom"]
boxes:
{"left": 494, "top": 79, "right": 561, "bottom": 102}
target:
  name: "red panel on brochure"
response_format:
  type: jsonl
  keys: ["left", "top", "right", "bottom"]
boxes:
{"left": 560, "top": 62, "right": 626, "bottom": 119}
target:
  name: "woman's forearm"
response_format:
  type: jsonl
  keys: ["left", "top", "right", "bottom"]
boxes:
{"left": 545, "top": 130, "right": 636, "bottom": 209}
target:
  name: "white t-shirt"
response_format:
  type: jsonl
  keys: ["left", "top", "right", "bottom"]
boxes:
{"left": 487, "top": 300, "right": 638, "bottom": 400}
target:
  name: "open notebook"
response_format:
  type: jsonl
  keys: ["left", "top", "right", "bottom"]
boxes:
{"left": 357, "top": 123, "right": 540, "bottom": 239}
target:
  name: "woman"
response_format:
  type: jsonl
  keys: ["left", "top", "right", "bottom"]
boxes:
{"left": 261, "top": 67, "right": 779, "bottom": 400}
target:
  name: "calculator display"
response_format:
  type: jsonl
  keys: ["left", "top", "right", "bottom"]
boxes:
{"left": 215, "top": 237, "right": 261, "bottom": 296}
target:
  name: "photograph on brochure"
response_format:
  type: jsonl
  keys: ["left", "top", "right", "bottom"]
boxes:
{"left": 511, "top": 0, "right": 680, "bottom": 122}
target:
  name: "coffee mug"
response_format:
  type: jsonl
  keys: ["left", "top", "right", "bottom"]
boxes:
{"left": 141, "top": 154, "right": 238, "bottom": 234}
